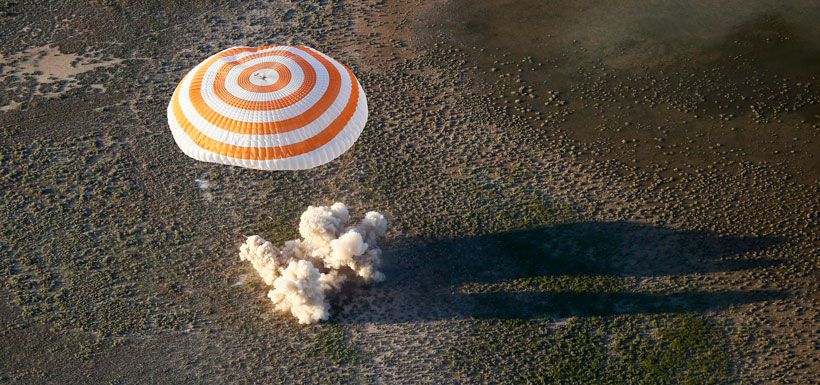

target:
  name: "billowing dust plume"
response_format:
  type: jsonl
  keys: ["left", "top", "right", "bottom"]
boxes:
{"left": 239, "top": 203, "right": 388, "bottom": 324}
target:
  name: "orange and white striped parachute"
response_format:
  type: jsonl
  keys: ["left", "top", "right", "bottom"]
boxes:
{"left": 167, "top": 45, "right": 367, "bottom": 170}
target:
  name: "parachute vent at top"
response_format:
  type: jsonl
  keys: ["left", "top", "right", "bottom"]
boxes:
{"left": 167, "top": 45, "right": 368, "bottom": 170}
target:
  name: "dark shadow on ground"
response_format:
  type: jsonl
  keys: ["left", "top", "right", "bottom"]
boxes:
{"left": 334, "top": 221, "right": 785, "bottom": 323}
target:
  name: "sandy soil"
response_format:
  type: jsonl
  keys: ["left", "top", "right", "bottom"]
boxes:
{"left": 0, "top": 1, "right": 817, "bottom": 384}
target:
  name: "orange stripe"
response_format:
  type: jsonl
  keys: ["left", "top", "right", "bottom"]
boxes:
{"left": 237, "top": 62, "right": 292, "bottom": 93}
{"left": 210, "top": 50, "right": 316, "bottom": 109}
{"left": 187, "top": 46, "right": 344, "bottom": 135}
{"left": 171, "top": 66, "right": 361, "bottom": 160}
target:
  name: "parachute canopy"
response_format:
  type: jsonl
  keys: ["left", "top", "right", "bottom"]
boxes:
{"left": 167, "top": 45, "right": 368, "bottom": 170}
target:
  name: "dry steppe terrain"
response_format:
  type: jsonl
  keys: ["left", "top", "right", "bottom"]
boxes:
{"left": 1, "top": 1, "right": 817, "bottom": 384}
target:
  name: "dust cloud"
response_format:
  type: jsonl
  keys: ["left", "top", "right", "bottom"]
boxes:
{"left": 239, "top": 203, "right": 388, "bottom": 324}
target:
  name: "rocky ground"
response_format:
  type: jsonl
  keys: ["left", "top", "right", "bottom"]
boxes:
{"left": 0, "top": 0, "right": 817, "bottom": 384}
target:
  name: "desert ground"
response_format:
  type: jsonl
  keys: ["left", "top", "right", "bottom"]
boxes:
{"left": 1, "top": 0, "right": 817, "bottom": 383}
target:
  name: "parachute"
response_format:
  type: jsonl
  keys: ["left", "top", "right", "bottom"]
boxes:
{"left": 167, "top": 45, "right": 368, "bottom": 170}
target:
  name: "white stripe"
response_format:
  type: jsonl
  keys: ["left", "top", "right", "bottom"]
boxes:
{"left": 199, "top": 46, "right": 330, "bottom": 122}
{"left": 222, "top": 56, "right": 305, "bottom": 101}
{"left": 168, "top": 81, "right": 368, "bottom": 170}
{"left": 247, "top": 69, "right": 279, "bottom": 86}
{"left": 175, "top": 59, "right": 355, "bottom": 147}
